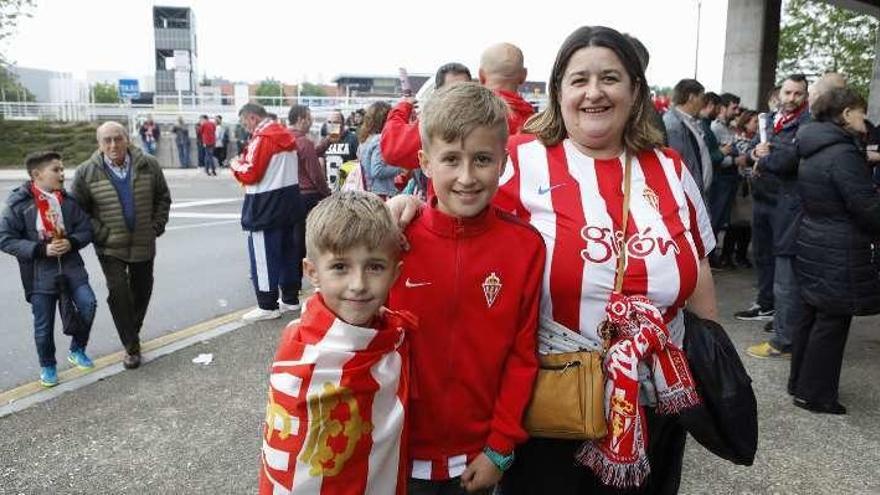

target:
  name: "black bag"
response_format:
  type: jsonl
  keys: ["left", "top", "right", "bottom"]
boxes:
{"left": 55, "top": 261, "right": 88, "bottom": 339}
{"left": 678, "top": 311, "right": 758, "bottom": 466}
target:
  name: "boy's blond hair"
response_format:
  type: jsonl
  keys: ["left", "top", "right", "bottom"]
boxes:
{"left": 305, "top": 191, "right": 400, "bottom": 260}
{"left": 419, "top": 82, "right": 509, "bottom": 150}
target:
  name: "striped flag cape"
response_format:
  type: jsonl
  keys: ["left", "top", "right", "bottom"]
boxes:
{"left": 260, "top": 294, "right": 415, "bottom": 495}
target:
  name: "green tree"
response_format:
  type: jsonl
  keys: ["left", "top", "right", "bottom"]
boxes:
{"left": 0, "top": 0, "right": 34, "bottom": 64}
{"left": 299, "top": 82, "right": 326, "bottom": 97}
{"left": 777, "top": 0, "right": 878, "bottom": 96}
{"left": 0, "top": 65, "right": 33, "bottom": 101}
{"left": 92, "top": 82, "right": 119, "bottom": 103}
{"left": 0, "top": 0, "right": 36, "bottom": 102}
{"left": 255, "top": 78, "right": 284, "bottom": 105}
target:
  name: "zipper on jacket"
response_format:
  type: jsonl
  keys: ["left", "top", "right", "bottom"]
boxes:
{"left": 440, "top": 217, "right": 464, "bottom": 456}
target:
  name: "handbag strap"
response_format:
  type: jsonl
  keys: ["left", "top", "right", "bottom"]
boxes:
{"left": 613, "top": 153, "right": 633, "bottom": 294}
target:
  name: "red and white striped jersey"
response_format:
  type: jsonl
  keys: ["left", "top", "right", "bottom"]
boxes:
{"left": 259, "top": 294, "right": 414, "bottom": 495}
{"left": 496, "top": 136, "right": 715, "bottom": 346}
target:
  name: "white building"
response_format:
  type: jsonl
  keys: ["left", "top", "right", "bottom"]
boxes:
{"left": 8, "top": 66, "right": 88, "bottom": 103}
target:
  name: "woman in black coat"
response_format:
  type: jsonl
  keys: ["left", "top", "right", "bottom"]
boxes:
{"left": 791, "top": 87, "right": 880, "bottom": 414}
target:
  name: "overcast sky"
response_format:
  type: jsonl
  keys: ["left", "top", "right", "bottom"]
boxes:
{"left": 5, "top": 0, "right": 730, "bottom": 90}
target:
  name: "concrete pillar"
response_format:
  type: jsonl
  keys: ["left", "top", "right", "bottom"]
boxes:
{"left": 869, "top": 28, "right": 880, "bottom": 123}
{"left": 722, "top": 0, "right": 781, "bottom": 110}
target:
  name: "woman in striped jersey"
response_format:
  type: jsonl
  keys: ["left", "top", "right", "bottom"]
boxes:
{"left": 389, "top": 25, "right": 719, "bottom": 494}
{"left": 495, "top": 26, "right": 718, "bottom": 495}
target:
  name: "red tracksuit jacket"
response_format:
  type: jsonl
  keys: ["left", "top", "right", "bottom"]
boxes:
{"left": 379, "top": 90, "right": 535, "bottom": 170}
{"left": 388, "top": 201, "right": 544, "bottom": 480}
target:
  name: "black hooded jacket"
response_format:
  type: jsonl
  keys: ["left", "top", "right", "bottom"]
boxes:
{"left": 796, "top": 121, "right": 880, "bottom": 316}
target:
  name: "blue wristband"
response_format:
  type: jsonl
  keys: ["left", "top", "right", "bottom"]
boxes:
{"left": 483, "top": 447, "right": 515, "bottom": 472}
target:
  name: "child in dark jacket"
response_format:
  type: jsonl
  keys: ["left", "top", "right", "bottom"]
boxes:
{"left": 0, "top": 151, "right": 97, "bottom": 387}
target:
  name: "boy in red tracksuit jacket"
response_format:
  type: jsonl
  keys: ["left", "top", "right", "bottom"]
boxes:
{"left": 380, "top": 90, "right": 534, "bottom": 171}
{"left": 388, "top": 83, "right": 543, "bottom": 494}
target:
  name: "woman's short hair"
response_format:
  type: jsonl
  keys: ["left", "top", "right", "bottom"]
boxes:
{"left": 811, "top": 87, "right": 867, "bottom": 125}
{"left": 735, "top": 110, "right": 758, "bottom": 132}
{"left": 357, "top": 102, "right": 391, "bottom": 143}
{"left": 522, "top": 25, "right": 663, "bottom": 152}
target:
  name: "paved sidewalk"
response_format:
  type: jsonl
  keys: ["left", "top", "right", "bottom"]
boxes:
{"left": 1, "top": 269, "right": 879, "bottom": 494}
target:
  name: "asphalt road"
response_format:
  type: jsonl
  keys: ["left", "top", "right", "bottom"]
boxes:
{"left": 0, "top": 168, "right": 264, "bottom": 391}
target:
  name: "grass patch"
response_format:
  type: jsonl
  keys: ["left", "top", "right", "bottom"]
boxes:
{"left": 0, "top": 120, "right": 98, "bottom": 168}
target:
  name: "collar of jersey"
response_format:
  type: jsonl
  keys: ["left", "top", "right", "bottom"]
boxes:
{"left": 422, "top": 197, "right": 494, "bottom": 238}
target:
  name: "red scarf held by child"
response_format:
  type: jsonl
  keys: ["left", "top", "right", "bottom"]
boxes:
{"left": 31, "top": 183, "right": 65, "bottom": 240}
{"left": 577, "top": 294, "right": 701, "bottom": 489}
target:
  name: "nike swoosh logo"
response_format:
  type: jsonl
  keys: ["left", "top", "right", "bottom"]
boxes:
{"left": 538, "top": 183, "right": 566, "bottom": 195}
{"left": 405, "top": 278, "right": 432, "bottom": 288}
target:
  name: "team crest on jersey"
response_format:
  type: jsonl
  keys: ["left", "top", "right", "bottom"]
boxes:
{"left": 643, "top": 186, "right": 660, "bottom": 214}
{"left": 481, "top": 272, "right": 502, "bottom": 308}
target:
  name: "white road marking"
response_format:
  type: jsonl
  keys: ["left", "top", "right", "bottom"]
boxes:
{"left": 171, "top": 198, "right": 241, "bottom": 209}
{"left": 166, "top": 219, "right": 241, "bottom": 231}
{"left": 169, "top": 212, "right": 241, "bottom": 219}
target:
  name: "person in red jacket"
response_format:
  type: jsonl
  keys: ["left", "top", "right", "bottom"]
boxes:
{"left": 479, "top": 42, "right": 534, "bottom": 135}
{"left": 380, "top": 44, "right": 534, "bottom": 171}
{"left": 379, "top": 62, "right": 471, "bottom": 170}
{"left": 198, "top": 115, "right": 218, "bottom": 175}
{"left": 387, "top": 83, "right": 543, "bottom": 494}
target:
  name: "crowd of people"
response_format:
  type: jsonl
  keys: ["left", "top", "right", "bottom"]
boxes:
{"left": 2, "top": 22, "right": 879, "bottom": 495}
{"left": 656, "top": 72, "right": 880, "bottom": 418}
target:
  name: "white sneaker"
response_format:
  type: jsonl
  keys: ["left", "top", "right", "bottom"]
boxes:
{"left": 278, "top": 300, "right": 301, "bottom": 313}
{"left": 242, "top": 307, "right": 282, "bottom": 322}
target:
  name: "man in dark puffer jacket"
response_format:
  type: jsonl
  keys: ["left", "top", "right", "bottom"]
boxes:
{"left": 790, "top": 87, "right": 880, "bottom": 415}
{"left": 72, "top": 122, "right": 171, "bottom": 370}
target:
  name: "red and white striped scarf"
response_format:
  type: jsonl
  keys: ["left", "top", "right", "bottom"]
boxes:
{"left": 31, "top": 183, "right": 64, "bottom": 241}
{"left": 773, "top": 101, "right": 807, "bottom": 134}
{"left": 260, "top": 294, "right": 415, "bottom": 495}
{"left": 577, "top": 294, "right": 700, "bottom": 489}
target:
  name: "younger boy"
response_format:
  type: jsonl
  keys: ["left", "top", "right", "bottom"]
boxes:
{"left": 388, "top": 82, "right": 544, "bottom": 494}
{"left": 0, "top": 151, "right": 97, "bottom": 387}
{"left": 259, "top": 191, "right": 415, "bottom": 495}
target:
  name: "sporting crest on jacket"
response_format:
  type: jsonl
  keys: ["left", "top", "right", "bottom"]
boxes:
{"left": 642, "top": 186, "right": 660, "bottom": 214}
{"left": 482, "top": 272, "right": 502, "bottom": 308}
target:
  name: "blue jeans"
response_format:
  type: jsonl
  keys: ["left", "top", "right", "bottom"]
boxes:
{"left": 202, "top": 145, "right": 216, "bottom": 174}
{"left": 143, "top": 140, "right": 157, "bottom": 155}
{"left": 177, "top": 142, "right": 191, "bottom": 168}
{"left": 752, "top": 199, "right": 776, "bottom": 309}
{"left": 772, "top": 256, "right": 802, "bottom": 351}
{"left": 31, "top": 284, "right": 97, "bottom": 367}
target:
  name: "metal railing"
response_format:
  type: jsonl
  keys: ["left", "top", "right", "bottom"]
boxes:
{"left": 0, "top": 94, "right": 549, "bottom": 125}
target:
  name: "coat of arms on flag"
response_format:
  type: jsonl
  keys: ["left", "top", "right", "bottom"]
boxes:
{"left": 481, "top": 272, "right": 502, "bottom": 308}
{"left": 259, "top": 294, "right": 414, "bottom": 495}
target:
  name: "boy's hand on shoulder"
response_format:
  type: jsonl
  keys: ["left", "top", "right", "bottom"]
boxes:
{"left": 459, "top": 453, "right": 502, "bottom": 493}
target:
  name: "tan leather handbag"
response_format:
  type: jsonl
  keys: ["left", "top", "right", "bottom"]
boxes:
{"left": 524, "top": 154, "right": 633, "bottom": 440}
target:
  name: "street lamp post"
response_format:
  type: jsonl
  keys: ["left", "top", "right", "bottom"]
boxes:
{"left": 694, "top": 0, "right": 702, "bottom": 79}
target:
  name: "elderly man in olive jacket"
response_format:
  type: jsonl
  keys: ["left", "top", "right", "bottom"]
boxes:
{"left": 72, "top": 121, "right": 171, "bottom": 369}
